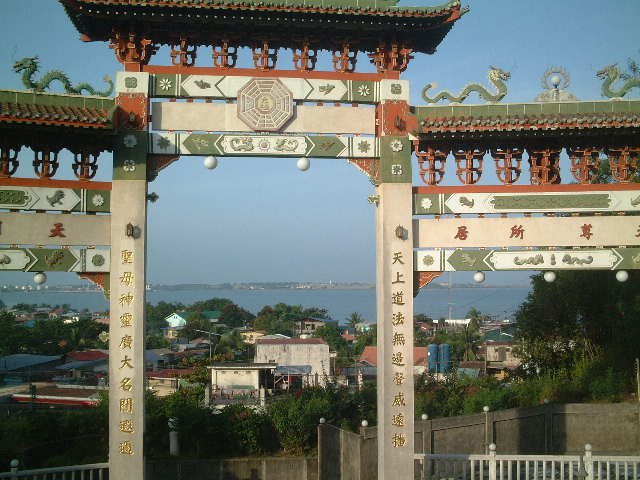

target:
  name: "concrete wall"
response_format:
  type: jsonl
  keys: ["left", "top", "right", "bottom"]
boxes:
{"left": 254, "top": 343, "right": 330, "bottom": 386}
{"left": 148, "top": 457, "right": 317, "bottom": 480}
{"left": 318, "top": 402, "right": 640, "bottom": 480}
{"left": 212, "top": 368, "right": 260, "bottom": 390}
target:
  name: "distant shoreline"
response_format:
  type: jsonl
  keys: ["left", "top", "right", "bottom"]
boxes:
{"left": 3, "top": 282, "right": 531, "bottom": 294}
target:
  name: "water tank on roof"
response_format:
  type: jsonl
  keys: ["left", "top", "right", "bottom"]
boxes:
{"left": 439, "top": 343, "right": 452, "bottom": 373}
{"left": 428, "top": 344, "right": 439, "bottom": 373}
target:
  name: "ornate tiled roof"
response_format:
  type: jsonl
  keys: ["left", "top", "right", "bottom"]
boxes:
{"left": 414, "top": 100, "right": 640, "bottom": 139}
{"left": 0, "top": 90, "right": 115, "bottom": 129}
{"left": 60, "top": 0, "right": 466, "bottom": 54}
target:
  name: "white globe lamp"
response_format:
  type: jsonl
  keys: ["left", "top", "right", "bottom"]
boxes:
{"left": 543, "top": 271, "right": 556, "bottom": 283}
{"left": 34, "top": 272, "right": 47, "bottom": 285}
{"left": 615, "top": 270, "right": 629, "bottom": 283}
{"left": 297, "top": 157, "right": 310, "bottom": 171}
{"left": 473, "top": 271, "right": 485, "bottom": 283}
{"left": 203, "top": 156, "right": 218, "bottom": 170}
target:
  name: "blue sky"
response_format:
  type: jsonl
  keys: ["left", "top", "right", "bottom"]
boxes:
{"left": 0, "top": 0, "right": 639, "bottom": 287}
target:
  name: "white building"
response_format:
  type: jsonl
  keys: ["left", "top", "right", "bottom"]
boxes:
{"left": 254, "top": 338, "right": 330, "bottom": 386}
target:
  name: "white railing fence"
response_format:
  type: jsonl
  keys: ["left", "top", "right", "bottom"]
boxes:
{"left": 415, "top": 444, "right": 640, "bottom": 480}
{"left": 0, "top": 461, "right": 108, "bottom": 480}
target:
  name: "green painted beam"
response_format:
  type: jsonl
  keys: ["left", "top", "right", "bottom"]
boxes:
{"left": 152, "top": 132, "right": 380, "bottom": 158}
{"left": 415, "top": 248, "right": 640, "bottom": 272}
{"left": 0, "top": 248, "right": 110, "bottom": 272}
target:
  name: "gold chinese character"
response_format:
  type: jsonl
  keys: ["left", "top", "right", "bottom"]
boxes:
{"left": 392, "top": 291, "right": 405, "bottom": 305}
{"left": 119, "top": 440, "right": 134, "bottom": 455}
{"left": 119, "top": 335, "right": 133, "bottom": 349}
{"left": 120, "top": 271, "right": 135, "bottom": 287}
{"left": 392, "top": 272, "right": 405, "bottom": 284}
{"left": 120, "top": 377, "right": 133, "bottom": 392}
{"left": 392, "top": 252, "right": 404, "bottom": 265}
{"left": 120, "top": 356, "right": 134, "bottom": 369}
{"left": 119, "top": 419, "right": 135, "bottom": 434}
{"left": 119, "top": 292, "right": 134, "bottom": 307}
{"left": 393, "top": 372, "right": 405, "bottom": 386}
{"left": 392, "top": 332, "right": 405, "bottom": 346}
{"left": 392, "top": 392, "right": 405, "bottom": 407}
{"left": 120, "top": 313, "right": 133, "bottom": 328}
{"left": 392, "top": 433, "right": 406, "bottom": 448}
{"left": 119, "top": 397, "right": 134, "bottom": 414}
{"left": 121, "top": 250, "right": 134, "bottom": 264}
{"left": 391, "top": 352, "right": 405, "bottom": 366}
{"left": 392, "top": 413, "right": 405, "bottom": 427}
{"left": 391, "top": 312, "right": 405, "bottom": 326}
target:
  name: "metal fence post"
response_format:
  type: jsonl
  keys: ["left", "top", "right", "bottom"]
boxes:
{"left": 9, "top": 459, "right": 19, "bottom": 477}
{"left": 583, "top": 444, "right": 593, "bottom": 480}
{"left": 488, "top": 444, "right": 497, "bottom": 480}
{"left": 317, "top": 418, "right": 326, "bottom": 480}
{"left": 483, "top": 406, "right": 490, "bottom": 454}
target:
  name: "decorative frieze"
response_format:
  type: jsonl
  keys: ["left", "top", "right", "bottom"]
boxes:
{"left": 413, "top": 186, "right": 640, "bottom": 215}
{"left": 412, "top": 143, "right": 639, "bottom": 186}
{"left": 150, "top": 132, "right": 379, "bottom": 158}
{"left": 415, "top": 248, "right": 640, "bottom": 272}
{"left": 0, "top": 185, "right": 110, "bottom": 213}
{"left": 0, "top": 247, "right": 110, "bottom": 273}
{"left": 148, "top": 73, "right": 403, "bottom": 104}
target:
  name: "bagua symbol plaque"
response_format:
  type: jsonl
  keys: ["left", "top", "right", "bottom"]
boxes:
{"left": 237, "top": 78, "right": 294, "bottom": 132}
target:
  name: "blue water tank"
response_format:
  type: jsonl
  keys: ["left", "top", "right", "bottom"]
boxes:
{"left": 428, "top": 344, "right": 439, "bottom": 373}
{"left": 439, "top": 343, "right": 452, "bottom": 372}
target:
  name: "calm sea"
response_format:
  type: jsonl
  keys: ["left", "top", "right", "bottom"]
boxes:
{"left": 0, "top": 285, "right": 530, "bottom": 323}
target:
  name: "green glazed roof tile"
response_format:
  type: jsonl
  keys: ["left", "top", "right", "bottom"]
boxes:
{"left": 0, "top": 90, "right": 115, "bottom": 128}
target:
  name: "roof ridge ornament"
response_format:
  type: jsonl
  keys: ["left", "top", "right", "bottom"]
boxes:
{"left": 421, "top": 65, "right": 510, "bottom": 104}
{"left": 12, "top": 56, "right": 114, "bottom": 97}
{"left": 535, "top": 66, "right": 578, "bottom": 102}
{"left": 597, "top": 58, "right": 640, "bottom": 99}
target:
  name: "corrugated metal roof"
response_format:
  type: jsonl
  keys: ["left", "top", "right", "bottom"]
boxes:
{"left": 0, "top": 354, "right": 62, "bottom": 372}
{"left": 275, "top": 365, "right": 312, "bottom": 375}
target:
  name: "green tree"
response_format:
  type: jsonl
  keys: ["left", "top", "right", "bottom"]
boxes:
{"left": 515, "top": 270, "right": 640, "bottom": 383}
{"left": 220, "top": 303, "right": 255, "bottom": 329}
{"left": 313, "top": 324, "right": 352, "bottom": 367}
{"left": 190, "top": 297, "right": 233, "bottom": 312}
{"left": 146, "top": 301, "right": 184, "bottom": 334}
{"left": 345, "top": 312, "right": 364, "bottom": 332}
{"left": 0, "top": 311, "right": 27, "bottom": 355}
{"left": 354, "top": 325, "right": 376, "bottom": 356}
{"left": 253, "top": 303, "right": 325, "bottom": 336}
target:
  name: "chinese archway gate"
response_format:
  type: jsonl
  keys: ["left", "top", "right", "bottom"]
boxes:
{"left": 0, "top": 0, "right": 638, "bottom": 479}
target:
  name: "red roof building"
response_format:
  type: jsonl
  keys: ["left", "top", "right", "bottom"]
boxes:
{"left": 359, "top": 346, "right": 429, "bottom": 375}
{"left": 66, "top": 350, "right": 109, "bottom": 362}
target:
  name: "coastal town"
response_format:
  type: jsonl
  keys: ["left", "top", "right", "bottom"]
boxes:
{"left": 0, "top": 0, "right": 638, "bottom": 478}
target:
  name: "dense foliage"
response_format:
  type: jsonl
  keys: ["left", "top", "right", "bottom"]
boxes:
{"left": 0, "top": 395, "right": 108, "bottom": 468}
{"left": 0, "top": 311, "right": 107, "bottom": 356}
{"left": 515, "top": 271, "right": 640, "bottom": 388}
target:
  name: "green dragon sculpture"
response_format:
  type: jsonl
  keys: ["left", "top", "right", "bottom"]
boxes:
{"left": 596, "top": 63, "right": 640, "bottom": 99}
{"left": 12, "top": 57, "right": 113, "bottom": 97}
{"left": 422, "top": 66, "right": 510, "bottom": 104}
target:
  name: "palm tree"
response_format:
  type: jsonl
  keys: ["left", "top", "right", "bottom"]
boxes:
{"left": 346, "top": 312, "right": 364, "bottom": 333}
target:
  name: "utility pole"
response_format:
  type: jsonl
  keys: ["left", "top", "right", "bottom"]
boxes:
{"left": 636, "top": 358, "right": 639, "bottom": 404}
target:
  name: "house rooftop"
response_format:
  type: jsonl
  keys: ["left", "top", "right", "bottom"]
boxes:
{"left": 0, "top": 354, "right": 63, "bottom": 372}
{"left": 359, "top": 346, "right": 428, "bottom": 367}
{"left": 256, "top": 338, "right": 327, "bottom": 345}
{"left": 208, "top": 363, "right": 276, "bottom": 370}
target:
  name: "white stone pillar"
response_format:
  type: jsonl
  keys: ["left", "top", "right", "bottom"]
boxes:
{"left": 376, "top": 136, "right": 414, "bottom": 479}
{"left": 109, "top": 72, "right": 150, "bottom": 480}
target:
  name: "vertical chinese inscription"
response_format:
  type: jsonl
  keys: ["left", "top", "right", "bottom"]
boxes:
{"left": 109, "top": 72, "right": 149, "bottom": 480}
{"left": 388, "top": 248, "right": 410, "bottom": 451}
{"left": 117, "top": 248, "right": 136, "bottom": 455}
{"left": 377, "top": 134, "right": 414, "bottom": 479}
